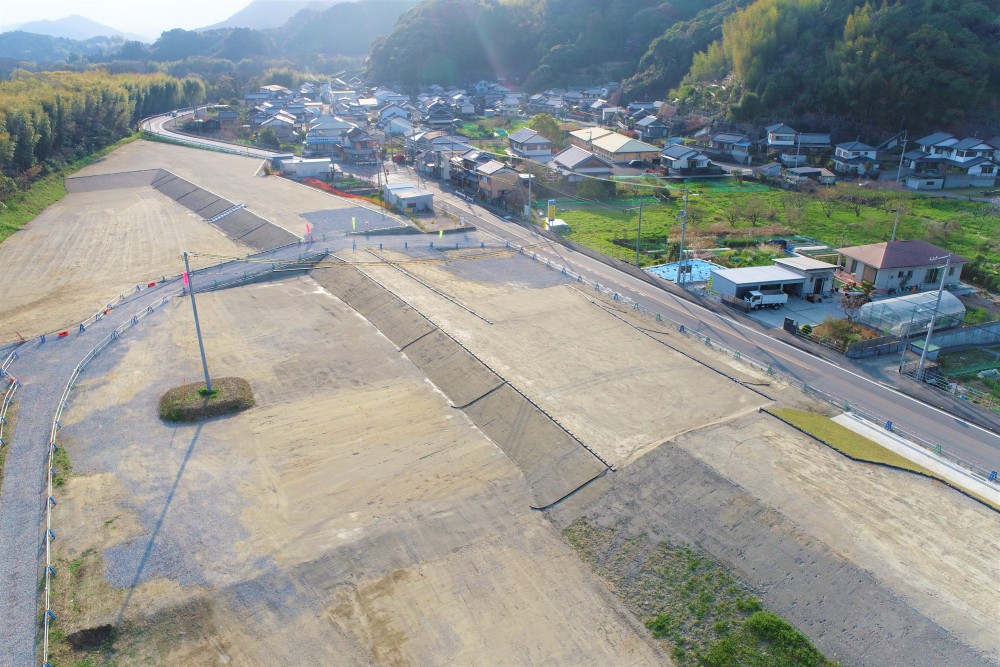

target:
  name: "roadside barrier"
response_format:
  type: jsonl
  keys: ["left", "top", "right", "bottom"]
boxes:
{"left": 505, "top": 233, "right": 1000, "bottom": 489}
{"left": 41, "top": 295, "right": 170, "bottom": 666}
{"left": 0, "top": 351, "right": 19, "bottom": 451}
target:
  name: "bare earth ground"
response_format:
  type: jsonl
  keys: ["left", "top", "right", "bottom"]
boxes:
{"left": 359, "top": 253, "right": 769, "bottom": 467}
{"left": 53, "top": 278, "right": 665, "bottom": 666}
{"left": 673, "top": 414, "right": 1000, "bottom": 656}
{"left": 76, "top": 140, "right": 369, "bottom": 236}
{"left": 10, "top": 140, "right": 997, "bottom": 665}
{"left": 0, "top": 188, "right": 245, "bottom": 341}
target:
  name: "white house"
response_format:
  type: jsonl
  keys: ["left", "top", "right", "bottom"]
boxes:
{"left": 384, "top": 181, "right": 433, "bottom": 212}
{"left": 507, "top": 127, "right": 553, "bottom": 158}
{"left": 837, "top": 240, "right": 969, "bottom": 292}
{"left": 832, "top": 140, "right": 878, "bottom": 176}
{"left": 660, "top": 144, "right": 711, "bottom": 173}
{"left": 280, "top": 157, "right": 331, "bottom": 179}
{"left": 549, "top": 146, "right": 613, "bottom": 182}
{"left": 903, "top": 131, "right": 998, "bottom": 188}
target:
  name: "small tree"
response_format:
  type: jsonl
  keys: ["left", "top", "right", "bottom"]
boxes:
{"left": 257, "top": 127, "right": 280, "bottom": 149}
{"left": 839, "top": 291, "right": 869, "bottom": 323}
{"left": 527, "top": 113, "right": 563, "bottom": 146}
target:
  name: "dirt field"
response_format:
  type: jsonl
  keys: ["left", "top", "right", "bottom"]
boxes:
{"left": 76, "top": 140, "right": 370, "bottom": 236}
{"left": 52, "top": 278, "right": 666, "bottom": 666}
{"left": 0, "top": 188, "right": 245, "bottom": 341}
{"left": 359, "top": 253, "right": 770, "bottom": 467}
{"left": 674, "top": 413, "right": 1000, "bottom": 657}
{"left": 16, "top": 140, "right": 1000, "bottom": 666}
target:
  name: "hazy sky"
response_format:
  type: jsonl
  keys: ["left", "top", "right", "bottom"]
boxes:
{"left": 0, "top": 0, "right": 252, "bottom": 39}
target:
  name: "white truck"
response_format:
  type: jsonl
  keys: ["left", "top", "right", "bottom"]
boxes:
{"left": 744, "top": 289, "right": 788, "bottom": 310}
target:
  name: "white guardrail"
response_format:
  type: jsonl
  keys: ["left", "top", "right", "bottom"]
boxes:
{"left": 41, "top": 295, "right": 169, "bottom": 666}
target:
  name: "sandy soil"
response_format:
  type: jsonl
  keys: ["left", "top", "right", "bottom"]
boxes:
{"left": 0, "top": 188, "right": 245, "bottom": 341}
{"left": 76, "top": 140, "right": 365, "bottom": 235}
{"left": 675, "top": 413, "right": 1000, "bottom": 660}
{"left": 53, "top": 277, "right": 666, "bottom": 666}
{"left": 359, "top": 255, "right": 770, "bottom": 467}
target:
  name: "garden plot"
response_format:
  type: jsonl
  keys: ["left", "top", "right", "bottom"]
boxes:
{"left": 48, "top": 277, "right": 664, "bottom": 666}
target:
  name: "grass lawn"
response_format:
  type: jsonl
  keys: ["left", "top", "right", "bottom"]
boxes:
{"left": 0, "top": 134, "right": 140, "bottom": 245}
{"left": 556, "top": 179, "right": 999, "bottom": 271}
{"left": 774, "top": 408, "right": 999, "bottom": 511}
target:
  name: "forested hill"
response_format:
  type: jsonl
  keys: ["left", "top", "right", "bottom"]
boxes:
{"left": 368, "top": 0, "right": 725, "bottom": 90}
{"left": 682, "top": 0, "right": 1000, "bottom": 131}
{"left": 368, "top": 0, "right": 1000, "bottom": 132}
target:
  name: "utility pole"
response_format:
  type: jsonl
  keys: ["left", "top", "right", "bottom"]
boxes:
{"left": 634, "top": 197, "right": 643, "bottom": 267}
{"left": 183, "top": 252, "right": 212, "bottom": 392}
{"left": 916, "top": 254, "right": 951, "bottom": 381}
{"left": 890, "top": 134, "right": 908, "bottom": 242}
{"left": 677, "top": 188, "right": 689, "bottom": 286}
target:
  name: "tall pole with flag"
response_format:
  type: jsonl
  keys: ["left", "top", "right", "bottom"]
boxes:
{"left": 183, "top": 252, "right": 213, "bottom": 392}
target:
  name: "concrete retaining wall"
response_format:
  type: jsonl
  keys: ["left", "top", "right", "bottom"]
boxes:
{"left": 933, "top": 320, "right": 1000, "bottom": 352}
{"left": 310, "top": 260, "right": 609, "bottom": 507}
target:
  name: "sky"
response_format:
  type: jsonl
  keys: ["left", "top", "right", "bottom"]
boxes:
{"left": 0, "top": 0, "right": 253, "bottom": 39}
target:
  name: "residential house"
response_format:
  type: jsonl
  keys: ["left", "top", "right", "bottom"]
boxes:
{"left": 476, "top": 160, "right": 517, "bottom": 200}
{"left": 259, "top": 113, "right": 297, "bottom": 143}
{"left": 785, "top": 165, "right": 836, "bottom": 185}
{"left": 764, "top": 123, "right": 831, "bottom": 166}
{"left": 660, "top": 144, "right": 712, "bottom": 174}
{"left": 837, "top": 240, "right": 969, "bottom": 292}
{"left": 832, "top": 140, "right": 878, "bottom": 176}
{"left": 587, "top": 131, "right": 660, "bottom": 164}
{"left": 384, "top": 181, "right": 433, "bottom": 212}
{"left": 569, "top": 127, "right": 614, "bottom": 150}
{"left": 902, "top": 131, "right": 999, "bottom": 189}
{"left": 376, "top": 103, "right": 411, "bottom": 124}
{"left": 406, "top": 130, "right": 470, "bottom": 155}
{"left": 447, "top": 148, "right": 492, "bottom": 187}
{"left": 709, "top": 131, "right": 752, "bottom": 163}
{"left": 634, "top": 115, "right": 669, "bottom": 142}
{"left": 217, "top": 111, "right": 239, "bottom": 131}
{"left": 549, "top": 146, "right": 613, "bottom": 182}
{"left": 259, "top": 84, "right": 292, "bottom": 100}
{"left": 303, "top": 116, "right": 356, "bottom": 157}
{"left": 341, "top": 127, "right": 378, "bottom": 163}
{"left": 507, "top": 128, "right": 553, "bottom": 159}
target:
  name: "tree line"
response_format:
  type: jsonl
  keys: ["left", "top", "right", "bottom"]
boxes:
{"left": 0, "top": 70, "right": 205, "bottom": 199}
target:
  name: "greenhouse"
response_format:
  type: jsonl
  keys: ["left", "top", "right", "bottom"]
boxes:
{"left": 857, "top": 290, "right": 966, "bottom": 337}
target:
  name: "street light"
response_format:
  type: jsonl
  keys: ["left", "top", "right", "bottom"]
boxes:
{"left": 915, "top": 254, "right": 951, "bottom": 381}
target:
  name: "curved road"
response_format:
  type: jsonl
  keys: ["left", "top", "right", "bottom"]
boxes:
{"left": 143, "top": 114, "right": 1000, "bottom": 478}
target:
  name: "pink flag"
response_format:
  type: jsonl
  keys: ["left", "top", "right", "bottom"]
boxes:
{"left": 183, "top": 272, "right": 189, "bottom": 286}
{"left": 305, "top": 222, "right": 312, "bottom": 234}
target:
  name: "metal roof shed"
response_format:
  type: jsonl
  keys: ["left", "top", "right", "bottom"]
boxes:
{"left": 710, "top": 266, "right": 805, "bottom": 299}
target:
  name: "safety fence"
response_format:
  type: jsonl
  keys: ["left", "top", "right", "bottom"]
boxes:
{"left": 41, "top": 294, "right": 171, "bottom": 666}
{"left": 506, "top": 239, "right": 1000, "bottom": 489}
{"left": 1, "top": 351, "right": 20, "bottom": 453}
{"left": 899, "top": 361, "right": 1000, "bottom": 415}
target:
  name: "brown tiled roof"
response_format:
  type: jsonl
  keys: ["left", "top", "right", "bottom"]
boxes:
{"left": 837, "top": 240, "right": 969, "bottom": 269}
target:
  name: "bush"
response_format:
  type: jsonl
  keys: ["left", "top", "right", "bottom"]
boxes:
{"left": 159, "top": 377, "right": 254, "bottom": 422}
{"left": 799, "top": 324, "right": 813, "bottom": 335}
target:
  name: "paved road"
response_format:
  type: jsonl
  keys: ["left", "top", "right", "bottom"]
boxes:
{"left": 143, "top": 115, "right": 1000, "bottom": 476}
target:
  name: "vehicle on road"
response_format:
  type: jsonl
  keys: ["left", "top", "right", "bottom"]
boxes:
{"left": 744, "top": 289, "right": 788, "bottom": 310}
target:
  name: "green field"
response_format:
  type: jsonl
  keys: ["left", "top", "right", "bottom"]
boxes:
{"left": 554, "top": 179, "right": 1000, "bottom": 273}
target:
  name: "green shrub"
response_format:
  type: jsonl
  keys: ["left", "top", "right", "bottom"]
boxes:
{"left": 159, "top": 377, "right": 254, "bottom": 422}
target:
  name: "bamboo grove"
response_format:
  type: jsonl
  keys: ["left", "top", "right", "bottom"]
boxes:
{"left": 0, "top": 70, "right": 205, "bottom": 199}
